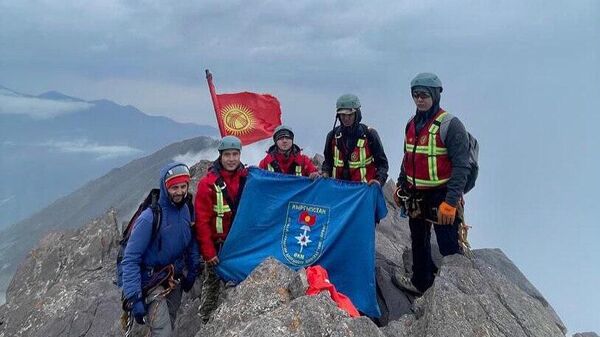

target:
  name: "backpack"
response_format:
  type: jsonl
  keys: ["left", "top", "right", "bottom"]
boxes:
{"left": 115, "top": 189, "right": 194, "bottom": 288}
{"left": 438, "top": 113, "right": 479, "bottom": 193}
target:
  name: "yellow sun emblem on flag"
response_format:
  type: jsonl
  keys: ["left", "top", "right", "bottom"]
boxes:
{"left": 221, "top": 104, "right": 255, "bottom": 135}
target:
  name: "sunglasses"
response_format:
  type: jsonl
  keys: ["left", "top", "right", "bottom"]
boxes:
{"left": 412, "top": 92, "right": 431, "bottom": 99}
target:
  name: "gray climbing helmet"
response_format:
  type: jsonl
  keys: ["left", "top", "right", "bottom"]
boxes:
{"left": 410, "top": 73, "right": 443, "bottom": 92}
{"left": 218, "top": 135, "right": 242, "bottom": 151}
{"left": 336, "top": 94, "right": 361, "bottom": 110}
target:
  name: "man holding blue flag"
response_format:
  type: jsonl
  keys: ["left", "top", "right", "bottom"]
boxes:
{"left": 194, "top": 136, "right": 247, "bottom": 323}
{"left": 217, "top": 167, "right": 388, "bottom": 318}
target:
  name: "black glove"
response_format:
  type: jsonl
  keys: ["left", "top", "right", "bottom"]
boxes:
{"left": 131, "top": 299, "right": 146, "bottom": 325}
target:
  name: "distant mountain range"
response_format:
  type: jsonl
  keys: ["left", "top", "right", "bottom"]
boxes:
{"left": 0, "top": 135, "right": 218, "bottom": 303}
{"left": 0, "top": 85, "right": 217, "bottom": 229}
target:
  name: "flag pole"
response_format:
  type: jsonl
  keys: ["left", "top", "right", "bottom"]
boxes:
{"left": 205, "top": 69, "right": 225, "bottom": 137}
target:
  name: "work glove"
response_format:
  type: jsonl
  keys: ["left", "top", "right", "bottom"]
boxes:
{"left": 181, "top": 275, "right": 196, "bottom": 293}
{"left": 437, "top": 201, "right": 457, "bottom": 225}
{"left": 131, "top": 299, "right": 147, "bottom": 325}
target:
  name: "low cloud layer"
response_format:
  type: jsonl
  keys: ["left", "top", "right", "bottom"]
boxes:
{"left": 0, "top": 91, "right": 92, "bottom": 119}
{"left": 41, "top": 140, "right": 143, "bottom": 160}
{"left": 172, "top": 139, "right": 277, "bottom": 168}
{"left": 0, "top": 196, "right": 15, "bottom": 208}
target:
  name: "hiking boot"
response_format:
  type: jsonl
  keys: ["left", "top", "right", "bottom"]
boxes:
{"left": 393, "top": 271, "right": 422, "bottom": 295}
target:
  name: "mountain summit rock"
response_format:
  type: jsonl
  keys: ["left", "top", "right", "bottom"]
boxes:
{"left": 0, "top": 157, "right": 585, "bottom": 337}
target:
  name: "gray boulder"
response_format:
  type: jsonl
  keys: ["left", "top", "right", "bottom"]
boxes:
{"left": 383, "top": 254, "right": 565, "bottom": 337}
{"left": 194, "top": 258, "right": 385, "bottom": 337}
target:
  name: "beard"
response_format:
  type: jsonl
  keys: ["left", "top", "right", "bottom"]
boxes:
{"left": 170, "top": 194, "right": 187, "bottom": 208}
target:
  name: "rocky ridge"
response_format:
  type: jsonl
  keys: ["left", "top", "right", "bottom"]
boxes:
{"left": 0, "top": 159, "right": 591, "bottom": 337}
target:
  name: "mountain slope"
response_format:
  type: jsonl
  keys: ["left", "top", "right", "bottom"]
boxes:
{"left": 0, "top": 86, "right": 217, "bottom": 229}
{"left": 0, "top": 136, "right": 218, "bottom": 303}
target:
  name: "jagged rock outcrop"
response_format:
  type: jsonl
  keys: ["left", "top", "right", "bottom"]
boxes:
{"left": 0, "top": 211, "right": 123, "bottom": 337}
{"left": 0, "top": 160, "right": 580, "bottom": 337}
{"left": 382, "top": 253, "right": 565, "bottom": 337}
{"left": 0, "top": 159, "right": 214, "bottom": 337}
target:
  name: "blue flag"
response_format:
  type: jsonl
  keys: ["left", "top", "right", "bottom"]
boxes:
{"left": 216, "top": 167, "right": 388, "bottom": 317}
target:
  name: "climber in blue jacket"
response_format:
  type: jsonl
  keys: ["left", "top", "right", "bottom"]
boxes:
{"left": 121, "top": 162, "right": 200, "bottom": 336}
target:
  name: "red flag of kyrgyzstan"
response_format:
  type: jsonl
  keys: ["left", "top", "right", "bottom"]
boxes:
{"left": 206, "top": 70, "right": 282, "bottom": 145}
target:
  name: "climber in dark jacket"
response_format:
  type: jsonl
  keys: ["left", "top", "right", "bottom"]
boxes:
{"left": 396, "top": 73, "right": 471, "bottom": 293}
{"left": 121, "top": 162, "right": 200, "bottom": 337}
{"left": 322, "top": 94, "right": 389, "bottom": 186}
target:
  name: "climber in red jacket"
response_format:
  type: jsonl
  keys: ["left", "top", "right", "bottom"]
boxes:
{"left": 259, "top": 125, "right": 320, "bottom": 179}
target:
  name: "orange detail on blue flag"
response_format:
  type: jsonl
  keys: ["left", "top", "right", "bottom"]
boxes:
{"left": 299, "top": 211, "right": 316, "bottom": 226}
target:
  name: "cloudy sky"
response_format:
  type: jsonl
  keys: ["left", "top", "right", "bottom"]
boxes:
{"left": 1, "top": 0, "right": 599, "bottom": 333}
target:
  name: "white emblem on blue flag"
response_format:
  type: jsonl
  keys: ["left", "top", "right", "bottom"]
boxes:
{"left": 281, "top": 202, "right": 329, "bottom": 266}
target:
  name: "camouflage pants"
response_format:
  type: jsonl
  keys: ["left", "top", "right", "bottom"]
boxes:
{"left": 198, "top": 265, "right": 221, "bottom": 323}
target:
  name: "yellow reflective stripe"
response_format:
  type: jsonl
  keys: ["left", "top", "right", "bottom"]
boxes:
{"left": 215, "top": 217, "right": 223, "bottom": 234}
{"left": 348, "top": 157, "right": 373, "bottom": 168}
{"left": 427, "top": 112, "right": 448, "bottom": 134}
{"left": 359, "top": 167, "right": 367, "bottom": 182}
{"left": 333, "top": 138, "right": 370, "bottom": 180}
{"left": 295, "top": 165, "right": 302, "bottom": 176}
{"left": 428, "top": 133, "right": 439, "bottom": 181}
{"left": 405, "top": 143, "right": 447, "bottom": 155}
{"left": 212, "top": 186, "right": 231, "bottom": 214}
{"left": 212, "top": 204, "right": 231, "bottom": 213}
{"left": 333, "top": 145, "right": 341, "bottom": 178}
{"left": 267, "top": 164, "right": 275, "bottom": 172}
{"left": 428, "top": 112, "right": 448, "bottom": 133}
{"left": 406, "top": 175, "right": 449, "bottom": 187}
{"left": 333, "top": 146, "right": 344, "bottom": 167}
{"left": 348, "top": 156, "right": 373, "bottom": 167}
{"left": 359, "top": 142, "right": 367, "bottom": 181}
{"left": 213, "top": 183, "right": 231, "bottom": 234}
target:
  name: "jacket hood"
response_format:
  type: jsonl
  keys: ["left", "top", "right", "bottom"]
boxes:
{"left": 414, "top": 104, "right": 441, "bottom": 134}
{"left": 336, "top": 108, "right": 362, "bottom": 132}
{"left": 159, "top": 161, "right": 189, "bottom": 206}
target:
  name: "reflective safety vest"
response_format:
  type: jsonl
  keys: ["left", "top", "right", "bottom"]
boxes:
{"left": 267, "top": 161, "right": 302, "bottom": 176}
{"left": 403, "top": 109, "right": 452, "bottom": 189}
{"left": 212, "top": 181, "right": 231, "bottom": 235}
{"left": 332, "top": 134, "right": 376, "bottom": 183}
